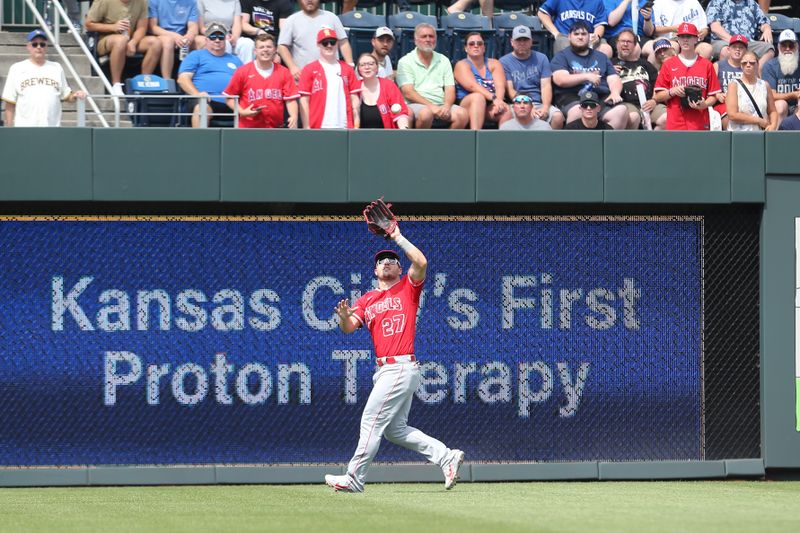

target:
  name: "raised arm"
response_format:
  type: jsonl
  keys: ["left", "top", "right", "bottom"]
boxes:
{"left": 389, "top": 226, "right": 427, "bottom": 282}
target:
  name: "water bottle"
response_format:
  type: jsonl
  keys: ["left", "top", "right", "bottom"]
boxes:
{"left": 179, "top": 41, "right": 189, "bottom": 61}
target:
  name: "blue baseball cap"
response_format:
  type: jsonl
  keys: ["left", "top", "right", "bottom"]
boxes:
{"left": 27, "top": 28, "right": 47, "bottom": 41}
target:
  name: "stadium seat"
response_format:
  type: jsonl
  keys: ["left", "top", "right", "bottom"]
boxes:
{"left": 766, "top": 13, "right": 799, "bottom": 43}
{"left": 339, "top": 10, "right": 388, "bottom": 60}
{"left": 493, "top": 11, "right": 551, "bottom": 58}
{"left": 493, "top": 0, "right": 538, "bottom": 13}
{"left": 124, "top": 74, "right": 181, "bottom": 127}
{"left": 388, "top": 10, "right": 440, "bottom": 61}
{"left": 395, "top": 0, "right": 448, "bottom": 18}
{"left": 334, "top": 0, "right": 391, "bottom": 14}
{"left": 440, "top": 12, "right": 496, "bottom": 62}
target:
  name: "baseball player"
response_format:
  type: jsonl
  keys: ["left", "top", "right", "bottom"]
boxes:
{"left": 654, "top": 22, "right": 720, "bottom": 130}
{"left": 324, "top": 217, "right": 465, "bottom": 493}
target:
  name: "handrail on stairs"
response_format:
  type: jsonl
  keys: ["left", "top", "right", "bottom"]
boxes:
{"left": 24, "top": 0, "right": 118, "bottom": 127}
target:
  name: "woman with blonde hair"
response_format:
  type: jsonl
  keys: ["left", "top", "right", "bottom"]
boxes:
{"left": 726, "top": 51, "right": 778, "bottom": 131}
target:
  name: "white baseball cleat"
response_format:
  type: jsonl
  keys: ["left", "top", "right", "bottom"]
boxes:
{"left": 325, "top": 474, "right": 360, "bottom": 493}
{"left": 443, "top": 449, "right": 465, "bottom": 490}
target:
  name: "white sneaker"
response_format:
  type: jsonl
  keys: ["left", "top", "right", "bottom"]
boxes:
{"left": 443, "top": 449, "right": 465, "bottom": 490}
{"left": 324, "top": 474, "right": 361, "bottom": 493}
{"left": 111, "top": 83, "right": 124, "bottom": 96}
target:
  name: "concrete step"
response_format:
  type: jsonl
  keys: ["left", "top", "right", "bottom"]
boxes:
{"left": 0, "top": 29, "right": 87, "bottom": 46}
{"left": 0, "top": 52, "right": 96, "bottom": 76}
{"left": 1, "top": 74, "right": 109, "bottom": 96}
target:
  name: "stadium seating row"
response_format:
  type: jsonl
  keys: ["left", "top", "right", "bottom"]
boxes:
{"left": 343, "top": 10, "right": 552, "bottom": 64}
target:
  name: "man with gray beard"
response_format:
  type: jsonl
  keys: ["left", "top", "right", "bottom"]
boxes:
{"left": 762, "top": 29, "right": 800, "bottom": 122}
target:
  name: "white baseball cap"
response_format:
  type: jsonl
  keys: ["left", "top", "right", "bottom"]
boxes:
{"left": 779, "top": 29, "right": 798, "bottom": 43}
{"left": 374, "top": 26, "right": 394, "bottom": 39}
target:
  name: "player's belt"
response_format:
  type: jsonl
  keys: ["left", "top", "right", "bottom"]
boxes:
{"left": 376, "top": 354, "right": 417, "bottom": 366}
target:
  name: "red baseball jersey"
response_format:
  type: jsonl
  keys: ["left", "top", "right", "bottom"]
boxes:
{"left": 654, "top": 55, "right": 721, "bottom": 130}
{"left": 223, "top": 61, "right": 299, "bottom": 128}
{"left": 298, "top": 60, "right": 361, "bottom": 129}
{"left": 351, "top": 275, "right": 424, "bottom": 359}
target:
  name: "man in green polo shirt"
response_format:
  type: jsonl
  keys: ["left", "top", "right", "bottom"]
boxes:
{"left": 396, "top": 23, "right": 468, "bottom": 129}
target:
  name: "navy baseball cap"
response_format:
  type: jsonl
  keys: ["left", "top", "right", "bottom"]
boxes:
{"left": 27, "top": 28, "right": 47, "bottom": 41}
{"left": 374, "top": 250, "right": 400, "bottom": 263}
{"left": 570, "top": 20, "right": 593, "bottom": 34}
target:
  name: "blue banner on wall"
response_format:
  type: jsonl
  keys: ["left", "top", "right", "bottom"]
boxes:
{"left": 0, "top": 217, "right": 702, "bottom": 466}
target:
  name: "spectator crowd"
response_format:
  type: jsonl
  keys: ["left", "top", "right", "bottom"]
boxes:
{"left": 3, "top": 0, "right": 800, "bottom": 130}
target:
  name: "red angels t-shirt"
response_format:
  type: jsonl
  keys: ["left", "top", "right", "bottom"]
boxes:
{"left": 223, "top": 61, "right": 299, "bottom": 128}
{"left": 654, "top": 55, "right": 721, "bottom": 130}
{"left": 351, "top": 275, "right": 424, "bottom": 358}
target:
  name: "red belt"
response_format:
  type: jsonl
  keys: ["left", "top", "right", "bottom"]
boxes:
{"left": 376, "top": 355, "right": 417, "bottom": 366}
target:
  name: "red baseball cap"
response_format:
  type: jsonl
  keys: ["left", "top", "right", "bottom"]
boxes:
{"left": 317, "top": 27, "right": 337, "bottom": 44}
{"left": 676, "top": 22, "right": 699, "bottom": 37}
{"left": 729, "top": 34, "right": 749, "bottom": 46}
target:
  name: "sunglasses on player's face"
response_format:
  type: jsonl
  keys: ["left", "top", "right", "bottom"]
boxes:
{"left": 376, "top": 258, "right": 400, "bottom": 266}
{"left": 320, "top": 39, "right": 337, "bottom": 47}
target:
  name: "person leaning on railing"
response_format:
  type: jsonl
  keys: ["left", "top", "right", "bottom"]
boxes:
{"left": 223, "top": 33, "right": 299, "bottom": 128}
{"left": 177, "top": 22, "right": 242, "bottom": 127}
{"left": 1, "top": 29, "right": 86, "bottom": 127}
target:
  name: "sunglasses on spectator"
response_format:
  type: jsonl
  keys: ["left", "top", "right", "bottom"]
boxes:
{"left": 208, "top": 33, "right": 226, "bottom": 41}
{"left": 30, "top": 41, "right": 47, "bottom": 48}
{"left": 320, "top": 39, "right": 337, "bottom": 47}
{"left": 740, "top": 60, "right": 757, "bottom": 65}
{"left": 580, "top": 102, "right": 599, "bottom": 109}
{"left": 513, "top": 95, "right": 533, "bottom": 104}
{"left": 376, "top": 258, "right": 400, "bottom": 266}
{"left": 466, "top": 40, "right": 484, "bottom": 46}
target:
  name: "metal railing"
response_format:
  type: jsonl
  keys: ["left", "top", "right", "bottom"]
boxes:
{"left": 21, "top": 0, "right": 115, "bottom": 126}
{"left": 75, "top": 94, "right": 240, "bottom": 128}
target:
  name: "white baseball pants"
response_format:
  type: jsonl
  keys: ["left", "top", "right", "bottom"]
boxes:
{"left": 345, "top": 361, "right": 453, "bottom": 491}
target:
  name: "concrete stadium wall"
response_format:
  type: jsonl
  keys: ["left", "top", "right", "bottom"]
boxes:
{"left": 0, "top": 129, "right": 796, "bottom": 485}
{"left": 0, "top": 128, "right": 765, "bottom": 203}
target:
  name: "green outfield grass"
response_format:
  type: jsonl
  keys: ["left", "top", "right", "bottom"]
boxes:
{"left": 1, "top": 481, "right": 798, "bottom": 532}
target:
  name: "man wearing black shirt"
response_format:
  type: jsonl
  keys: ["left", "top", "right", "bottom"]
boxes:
{"left": 565, "top": 90, "right": 613, "bottom": 129}
{"left": 241, "top": 0, "right": 294, "bottom": 43}
{"left": 611, "top": 28, "right": 665, "bottom": 129}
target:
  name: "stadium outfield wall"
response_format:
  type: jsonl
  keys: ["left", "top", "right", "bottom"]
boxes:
{"left": 0, "top": 129, "right": 797, "bottom": 486}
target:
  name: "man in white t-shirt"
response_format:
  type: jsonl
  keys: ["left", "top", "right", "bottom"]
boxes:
{"left": 643, "top": 0, "right": 712, "bottom": 61}
{"left": 2, "top": 29, "right": 86, "bottom": 127}
{"left": 277, "top": 0, "right": 353, "bottom": 81}
{"left": 298, "top": 27, "right": 361, "bottom": 128}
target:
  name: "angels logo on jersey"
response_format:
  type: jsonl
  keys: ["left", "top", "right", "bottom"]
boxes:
{"left": 672, "top": 75, "right": 708, "bottom": 89}
{"left": 364, "top": 297, "right": 403, "bottom": 324}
